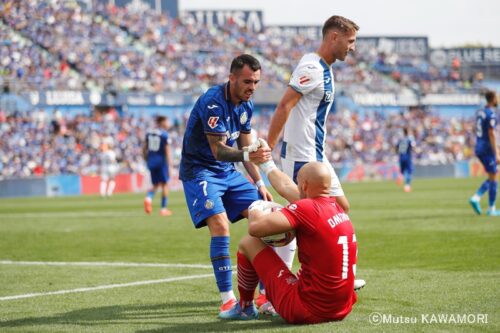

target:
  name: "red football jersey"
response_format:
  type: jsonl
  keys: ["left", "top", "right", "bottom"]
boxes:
{"left": 280, "top": 196, "right": 357, "bottom": 320}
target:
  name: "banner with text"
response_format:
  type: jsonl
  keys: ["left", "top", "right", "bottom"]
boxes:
{"left": 181, "top": 10, "right": 264, "bottom": 32}
{"left": 430, "top": 48, "right": 500, "bottom": 67}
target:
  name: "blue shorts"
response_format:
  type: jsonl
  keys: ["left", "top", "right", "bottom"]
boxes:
{"left": 399, "top": 159, "right": 413, "bottom": 174}
{"left": 149, "top": 165, "right": 169, "bottom": 185}
{"left": 182, "top": 170, "right": 261, "bottom": 228}
{"left": 477, "top": 152, "right": 498, "bottom": 174}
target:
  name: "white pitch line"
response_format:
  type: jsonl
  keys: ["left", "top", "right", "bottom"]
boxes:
{"left": 0, "top": 273, "right": 214, "bottom": 301}
{"left": 0, "top": 212, "right": 146, "bottom": 219}
{"left": 0, "top": 260, "right": 213, "bottom": 269}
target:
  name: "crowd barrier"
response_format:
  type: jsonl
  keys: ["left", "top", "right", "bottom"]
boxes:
{"left": 0, "top": 160, "right": 487, "bottom": 198}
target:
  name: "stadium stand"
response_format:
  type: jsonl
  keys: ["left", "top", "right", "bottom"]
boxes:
{"left": 0, "top": 0, "right": 496, "bottom": 182}
{"left": 0, "top": 108, "right": 474, "bottom": 179}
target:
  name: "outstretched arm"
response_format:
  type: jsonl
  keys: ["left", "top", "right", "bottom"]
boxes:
{"left": 252, "top": 139, "right": 300, "bottom": 203}
{"left": 238, "top": 132, "right": 273, "bottom": 201}
{"left": 265, "top": 167, "right": 300, "bottom": 203}
{"left": 206, "top": 134, "right": 271, "bottom": 163}
{"left": 267, "top": 87, "right": 302, "bottom": 150}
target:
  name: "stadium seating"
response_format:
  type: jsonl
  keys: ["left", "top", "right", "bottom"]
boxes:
{"left": 0, "top": 108, "right": 474, "bottom": 179}
{"left": 0, "top": 1, "right": 491, "bottom": 95}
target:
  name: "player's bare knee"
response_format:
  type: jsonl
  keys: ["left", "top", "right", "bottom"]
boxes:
{"left": 238, "top": 235, "right": 253, "bottom": 255}
{"left": 206, "top": 215, "right": 230, "bottom": 236}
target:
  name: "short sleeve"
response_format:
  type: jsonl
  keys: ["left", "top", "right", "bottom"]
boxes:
{"left": 240, "top": 103, "right": 253, "bottom": 133}
{"left": 289, "top": 63, "right": 323, "bottom": 95}
{"left": 162, "top": 131, "right": 169, "bottom": 143}
{"left": 165, "top": 133, "right": 172, "bottom": 145}
{"left": 201, "top": 100, "right": 226, "bottom": 135}
{"left": 280, "top": 199, "right": 316, "bottom": 232}
{"left": 488, "top": 114, "right": 497, "bottom": 129}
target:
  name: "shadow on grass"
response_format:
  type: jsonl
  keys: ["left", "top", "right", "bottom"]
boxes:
{"left": 0, "top": 300, "right": 290, "bottom": 332}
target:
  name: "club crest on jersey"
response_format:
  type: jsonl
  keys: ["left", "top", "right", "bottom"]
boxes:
{"left": 205, "top": 199, "right": 214, "bottom": 210}
{"left": 299, "top": 75, "right": 311, "bottom": 86}
{"left": 207, "top": 117, "right": 219, "bottom": 129}
{"left": 287, "top": 204, "right": 297, "bottom": 211}
{"left": 240, "top": 111, "right": 248, "bottom": 125}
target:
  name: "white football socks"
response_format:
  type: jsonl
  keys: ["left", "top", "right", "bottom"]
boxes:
{"left": 220, "top": 290, "right": 236, "bottom": 304}
{"left": 100, "top": 181, "right": 107, "bottom": 197}
{"left": 107, "top": 180, "right": 116, "bottom": 196}
{"left": 273, "top": 238, "right": 297, "bottom": 270}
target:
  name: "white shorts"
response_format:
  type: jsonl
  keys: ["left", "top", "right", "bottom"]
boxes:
{"left": 101, "top": 165, "right": 118, "bottom": 181}
{"left": 281, "top": 158, "right": 344, "bottom": 197}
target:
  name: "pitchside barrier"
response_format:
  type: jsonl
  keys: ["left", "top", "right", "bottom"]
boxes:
{"left": 0, "top": 160, "right": 486, "bottom": 198}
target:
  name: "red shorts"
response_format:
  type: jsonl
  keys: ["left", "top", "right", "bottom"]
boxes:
{"left": 253, "top": 247, "right": 330, "bottom": 324}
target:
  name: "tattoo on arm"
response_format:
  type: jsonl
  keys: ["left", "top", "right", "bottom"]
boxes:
{"left": 206, "top": 134, "right": 244, "bottom": 162}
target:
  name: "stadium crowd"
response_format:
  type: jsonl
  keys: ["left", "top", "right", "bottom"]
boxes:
{"left": 0, "top": 109, "right": 183, "bottom": 178}
{"left": 0, "top": 107, "right": 475, "bottom": 179}
{"left": 0, "top": 0, "right": 492, "bottom": 180}
{"left": 0, "top": 0, "right": 489, "bottom": 95}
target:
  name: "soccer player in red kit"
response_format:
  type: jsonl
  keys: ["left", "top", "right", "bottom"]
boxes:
{"left": 220, "top": 160, "right": 357, "bottom": 324}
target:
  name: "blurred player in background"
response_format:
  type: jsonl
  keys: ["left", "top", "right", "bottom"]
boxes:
{"left": 220, "top": 161, "right": 357, "bottom": 323}
{"left": 143, "top": 116, "right": 173, "bottom": 217}
{"left": 179, "top": 54, "right": 274, "bottom": 316}
{"left": 396, "top": 127, "right": 415, "bottom": 192}
{"left": 469, "top": 91, "right": 500, "bottom": 216}
{"left": 265, "top": 15, "right": 360, "bottom": 304}
{"left": 99, "top": 138, "right": 118, "bottom": 197}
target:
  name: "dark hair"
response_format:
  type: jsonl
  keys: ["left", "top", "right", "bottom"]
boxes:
{"left": 322, "top": 15, "right": 359, "bottom": 39}
{"left": 485, "top": 90, "right": 497, "bottom": 103}
{"left": 230, "top": 54, "right": 261, "bottom": 74}
{"left": 156, "top": 115, "right": 167, "bottom": 125}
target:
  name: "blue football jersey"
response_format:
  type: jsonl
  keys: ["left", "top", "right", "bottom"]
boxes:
{"left": 180, "top": 82, "right": 253, "bottom": 180}
{"left": 397, "top": 137, "right": 413, "bottom": 161}
{"left": 146, "top": 129, "right": 169, "bottom": 168}
{"left": 475, "top": 107, "right": 497, "bottom": 155}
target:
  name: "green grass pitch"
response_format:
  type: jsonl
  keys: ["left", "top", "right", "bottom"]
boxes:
{"left": 0, "top": 177, "right": 499, "bottom": 332}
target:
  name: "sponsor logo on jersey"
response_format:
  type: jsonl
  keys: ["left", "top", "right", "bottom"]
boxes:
{"left": 240, "top": 111, "right": 248, "bottom": 125}
{"left": 299, "top": 75, "right": 311, "bottom": 86}
{"left": 207, "top": 117, "right": 219, "bottom": 129}
{"left": 207, "top": 104, "right": 219, "bottom": 109}
{"left": 287, "top": 204, "right": 297, "bottom": 211}
{"left": 205, "top": 199, "right": 214, "bottom": 210}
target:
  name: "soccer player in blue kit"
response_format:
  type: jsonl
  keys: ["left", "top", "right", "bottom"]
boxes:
{"left": 179, "top": 54, "right": 274, "bottom": 315}
{"left": 397, "top": 127, "right": 414, "bottom": 193}
{"left": 470, "top": 91, "right": 500, "bottom": 216}
{"left": 143, "top": 116, "right": 173, "bottom": 216}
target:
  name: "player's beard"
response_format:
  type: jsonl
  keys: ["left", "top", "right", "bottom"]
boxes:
{"left": 238, "top": 87, "right": 253, "bottom": 102}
